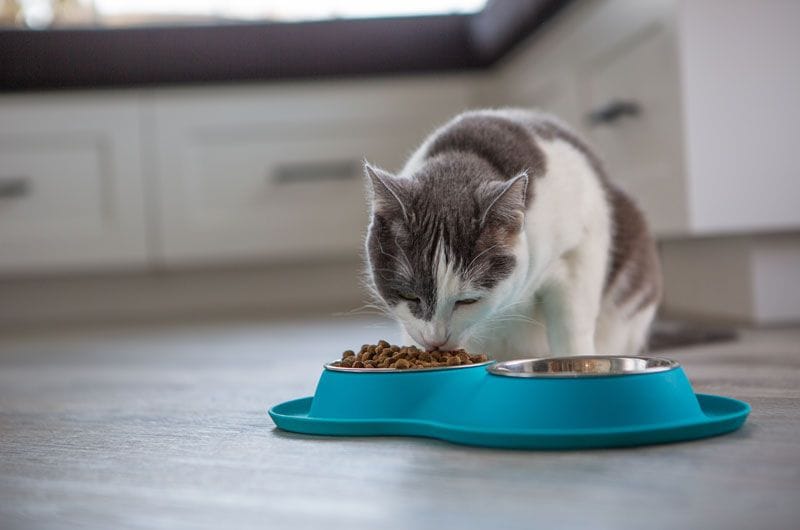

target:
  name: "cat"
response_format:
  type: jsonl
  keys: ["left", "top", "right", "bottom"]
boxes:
{"left": 363, "top": 109, "right": 661, "bottom": 359}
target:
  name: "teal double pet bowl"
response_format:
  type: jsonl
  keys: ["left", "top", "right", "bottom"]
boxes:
{"left": 269, "top": 356, "right": 750, "bottom": 449}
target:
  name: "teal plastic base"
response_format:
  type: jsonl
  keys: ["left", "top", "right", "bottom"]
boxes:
{"left": 269, "top": 393, "right": 749, "bottom": 449}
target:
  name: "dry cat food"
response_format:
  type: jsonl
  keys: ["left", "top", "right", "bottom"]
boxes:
{"left": 329, "top": 340, "right": 489, "bottom": 370}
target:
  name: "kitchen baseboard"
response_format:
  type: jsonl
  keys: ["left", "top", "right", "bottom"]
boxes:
{"left": 0, "top": 258, "right": 369, "bottom": 329}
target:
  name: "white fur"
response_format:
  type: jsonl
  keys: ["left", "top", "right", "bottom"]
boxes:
{"left": 387, "top": 109, "right": 657, "bottom": 358}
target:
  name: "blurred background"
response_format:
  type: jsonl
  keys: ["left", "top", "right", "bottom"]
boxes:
{"left": 0, "top": 0, "right": 798, "bottom": 336}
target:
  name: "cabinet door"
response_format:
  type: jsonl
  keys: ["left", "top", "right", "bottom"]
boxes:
{"left": 579, "top": 22, "right": 689, "bottom": 236}
{"left": 0, "top": 94, "right": 148, "bottom": 274}
{"left": 505, "top": 75, "right": 584, "bottom": 134}
{"left": 151, "top": 81, "right": 473, "bottom": 266}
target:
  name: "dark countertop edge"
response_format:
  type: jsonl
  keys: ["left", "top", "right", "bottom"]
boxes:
{"left": 0, "top": 0, "right": 569, "bottom": 92}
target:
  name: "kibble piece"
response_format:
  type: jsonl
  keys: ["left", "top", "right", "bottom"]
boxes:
{"left": 395, "top": 359, "right": 411, "bottom": 369}
{"left": 353, "top": 360, "right": 365, "bottom": 368}
{"left": 343, "top": 350, "right": 355, "bottom": 358}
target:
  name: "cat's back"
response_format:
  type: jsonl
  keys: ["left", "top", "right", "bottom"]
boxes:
{"left": 402, "top": 108, "right": 559, "bottom": 182}
{"left": 411, "top": 108, "right": 661, "bottom": 305}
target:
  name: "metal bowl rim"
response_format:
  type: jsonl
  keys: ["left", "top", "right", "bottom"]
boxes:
{"left": 486, "top": 355, "right": 680, "bottom": 378}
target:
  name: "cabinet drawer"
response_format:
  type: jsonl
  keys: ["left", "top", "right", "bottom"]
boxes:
{"left": 580, "top": 22, "right": 689, "bottom": 236}
{"left": 152, "top": 81, "right": 473, "bottom": 265}
{"left": 0, "top": 95, "right": 148, "bottom": 274}
{"left": 0, "top": 138, "right": 108, "bottom": 238}
{"left": 158, "top": 125, "right": 411, "bottom": 264}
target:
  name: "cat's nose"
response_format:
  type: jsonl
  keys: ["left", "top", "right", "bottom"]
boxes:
{"left": 422, "top": 333, "right": 450, "bottom": 351}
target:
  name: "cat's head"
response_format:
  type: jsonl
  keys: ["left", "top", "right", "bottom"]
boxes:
{"left": 364, "top": 153, "right": 530, "bottom": 351}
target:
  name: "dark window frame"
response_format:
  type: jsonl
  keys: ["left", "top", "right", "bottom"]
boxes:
{"left": 0, "top": 0, "right": 568, "bottom": 92}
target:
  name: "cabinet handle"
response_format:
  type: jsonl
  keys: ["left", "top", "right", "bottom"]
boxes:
{"left": 587, "top": 100, "right": 641, "bottom": 126}
{"left": 272, "top": 160, "right": 359, "bottom": 184}
{"left": 0, "top": 176, "right": 30, "bottom": 199}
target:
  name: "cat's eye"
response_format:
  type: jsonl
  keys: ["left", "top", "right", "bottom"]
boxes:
{"left": 399, "top": 292, "right": 421, "bottom": 303}
{"left": 455, "top": 297, "right": 481, "bottom": 306}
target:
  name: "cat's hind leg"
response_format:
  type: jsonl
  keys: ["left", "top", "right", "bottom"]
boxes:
{"left": 625, "top": 304, "right": 658, "bottom": 354}
{"left": 594, "top": 299, "right": 658, "bottom": 355}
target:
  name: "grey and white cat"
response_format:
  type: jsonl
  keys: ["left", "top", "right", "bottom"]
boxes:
{"left": 363, "top": 109, "right": 661, "bottom": 359}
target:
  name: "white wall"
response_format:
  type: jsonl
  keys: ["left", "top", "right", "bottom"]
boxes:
{"left": 678, "top": 0, "right": 800, "bottom": 234}
{"left": 752, "top": 235, "right": 800, "bottom": 324}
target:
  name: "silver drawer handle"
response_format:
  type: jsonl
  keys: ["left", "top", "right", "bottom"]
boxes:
{"left": 0, "top": 176, "right": 30, "bottom": 199}
{"left": 272, "top": 160, "right": 359, "bottom": 184}
{"left": 587, "top": 100, "right": 641, "bottom": 126}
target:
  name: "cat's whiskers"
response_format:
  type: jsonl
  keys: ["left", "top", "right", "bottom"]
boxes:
{"left": 333, "top": 300, "right": 393, "bottom": 319}
{"left": 494, "top": 298, "right": 534, "bottom": 313}
{"left": 463, "top": 327, "right": 490, "bottom": 350}
{"left": 463, "top": 243, "right": 500, "bottom": 279}
{"left": 490, "top": 308, "right": 544, "bottom": 325}
{"left": 376, "top": 237, "right": 413, "bottom": 282}
{"left": 363, "top": 322, "right": 394, "bottom": 329}
{"left": 483, "top": 304, "right": 542, "bottom": 329}
{"left": 333, "top": 310, "right": 388, "bottom": 318}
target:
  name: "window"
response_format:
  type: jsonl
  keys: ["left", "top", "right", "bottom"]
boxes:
{"left": 5, "top": 0, "right": 490, "bottom": 29}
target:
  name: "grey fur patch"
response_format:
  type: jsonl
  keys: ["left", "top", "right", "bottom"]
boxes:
{"left": 607, "top": 187, "right": 663, "bottom": 313}
{"left": 426, "top": 114, "right": 547, "bottom": 205}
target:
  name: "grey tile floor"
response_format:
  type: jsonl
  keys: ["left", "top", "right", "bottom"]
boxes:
{"left": 0, "top": 318, "right": 798, "bottom": 530}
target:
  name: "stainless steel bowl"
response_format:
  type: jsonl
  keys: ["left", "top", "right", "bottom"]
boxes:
{"left": 487, "top": 356, "right": 679, "bottom": 378}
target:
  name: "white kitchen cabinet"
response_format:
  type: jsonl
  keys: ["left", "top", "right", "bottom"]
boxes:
{"left": 0, "top": 76, "right": 477, "bottom": 275}
{"left": 492, "top": 0, "right": 800, "bottom": 238}
{"left": 149, "top": 78, "right": 475, "bottom": 265}
{"left": 579, "top": 20, "right": 688, "bottom": 235}
{"left": 0, "top": 93, "right": 148, "bottom": 274}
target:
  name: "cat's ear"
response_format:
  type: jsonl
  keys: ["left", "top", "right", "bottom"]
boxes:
{"left": 479, "top": 171, "right": 529, "bottom": 229}
{"left": 364, "top": 162, "right": 409, "bottom": 220}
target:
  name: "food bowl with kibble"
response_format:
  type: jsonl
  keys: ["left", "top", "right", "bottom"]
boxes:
{"left": 269, "top": 347, "right": 750, "bottom": 450}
